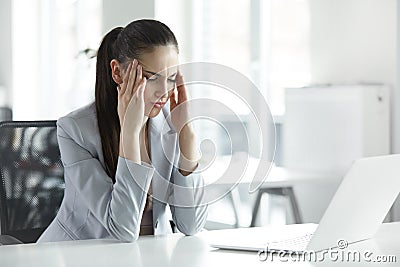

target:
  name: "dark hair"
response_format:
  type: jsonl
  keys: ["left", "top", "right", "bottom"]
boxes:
{"left": 95, "top": 19, "right": 179, "bottom": 182}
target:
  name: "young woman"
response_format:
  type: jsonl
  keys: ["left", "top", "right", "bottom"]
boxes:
{"left": 37, "top": 19, "right": 208, "bottom": 242}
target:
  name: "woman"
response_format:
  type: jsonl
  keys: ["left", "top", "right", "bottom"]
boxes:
{"left": 37, "top": 19, "right": 208, "bottom": 242}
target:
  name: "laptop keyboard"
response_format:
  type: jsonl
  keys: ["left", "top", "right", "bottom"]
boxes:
{"left": 266, "top": 234, "right": 314, "bottom": 252}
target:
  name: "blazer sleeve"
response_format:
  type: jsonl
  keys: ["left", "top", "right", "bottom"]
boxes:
{"left": 57, "top": 116, "right": 154, "bottom": 242}
{"left": 168, "top": 140, "right": 208, "bottom": 235}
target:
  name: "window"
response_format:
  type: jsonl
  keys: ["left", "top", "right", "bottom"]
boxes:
{"left": 156, "top": 0, "right": 254, "bottom": 159}
{"left": 267, "top": 0, "right": 311, "bottom": 115}
{"left": 12, "top": 0, "right": 102, "bottom": 120}
{"left": 156, "top": 0, "right": 311, "bottom": 116}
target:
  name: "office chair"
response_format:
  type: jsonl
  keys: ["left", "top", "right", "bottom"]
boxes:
{"left": 0, "top": 121, "right": 65, "bottom": 243}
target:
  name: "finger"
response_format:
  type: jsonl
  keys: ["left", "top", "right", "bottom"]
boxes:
{"left": 141, "top": 77, "right": 147, "bottom": 96}
{"left": 120, "top": 62, "right": 133, "bottom": 95}
{"left": 135, "top": 77, "right": 147, "bottom": 98}
{"left": 176, "top": 70, "right": 184, "bottom": 87}
{"left": 126, "top": 59, "right": 138, "bottom": 96}
{"left": 176, "top": 72, "right": 188, "bottom": 103}
{"left": 170, "top": 86, "right": 178, "bottom": 110}
{"left": 133, "top": 64, "right": 142, "bottom": 92}
{"left": 139, "top": 78, "right": 148, "bottom": 118}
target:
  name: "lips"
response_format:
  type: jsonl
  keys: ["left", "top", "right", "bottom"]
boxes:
{"left": 153, "top": 101, "right": 166, "bottom": 108}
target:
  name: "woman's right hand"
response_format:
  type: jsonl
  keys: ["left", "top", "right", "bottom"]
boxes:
{"left": 117, "top": 59, "right": 148, "bottom": 135}
{"left": 118, "top": 59, "right": 147, "bottom": 163}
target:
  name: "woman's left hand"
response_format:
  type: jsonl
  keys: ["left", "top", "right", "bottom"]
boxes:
{"left": 170, "top": 71, "right": 200, "bottom": 175}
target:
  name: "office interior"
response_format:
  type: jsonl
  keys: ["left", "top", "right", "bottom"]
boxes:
{"left": 1, "top": 0, "right": 400, "bottom": 244}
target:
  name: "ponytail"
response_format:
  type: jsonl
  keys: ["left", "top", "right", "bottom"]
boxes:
{"left": 95, "top": 27, "right": 123, "bottom": 183}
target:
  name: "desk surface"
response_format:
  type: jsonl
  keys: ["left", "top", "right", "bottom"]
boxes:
{"left": 1, "top": 223, "right": 399, "bottom": 267}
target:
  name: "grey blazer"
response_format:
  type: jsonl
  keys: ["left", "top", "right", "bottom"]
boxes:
{"left": 37, "top": 102, "right": 208, "bottom": 243}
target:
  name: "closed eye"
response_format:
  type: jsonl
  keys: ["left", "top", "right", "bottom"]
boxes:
{"left": 168, "top": 73, "right": 177, "bottom": 83}
{"left": 147, "top": 75, "right": 158, "bottom": 81}
{"left": 143, "top": 70, "right": 177, "bottom": 83}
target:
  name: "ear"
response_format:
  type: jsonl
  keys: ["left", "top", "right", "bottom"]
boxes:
{"left": 110, "top": 59, "right": 124, "bottom": 84}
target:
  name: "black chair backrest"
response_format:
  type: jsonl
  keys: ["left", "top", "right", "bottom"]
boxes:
{"left": 0, "top": 121, "right": 64, "bottom": 243}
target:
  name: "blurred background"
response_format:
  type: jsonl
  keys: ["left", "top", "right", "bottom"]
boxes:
{"left": 0, "top": 0, "right": 399, "bottom": 231}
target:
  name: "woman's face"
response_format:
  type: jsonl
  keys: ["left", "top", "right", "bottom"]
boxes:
{"left": 137, "top": 45, "right": 178, "bottom": 118}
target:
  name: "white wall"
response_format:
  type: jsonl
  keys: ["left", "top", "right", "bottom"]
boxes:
{"left": 0, "top": 0, "right": 12, "bottom": 107}
{"left": 307, "top": 0, "right": 400, "bottom": 221}
{"left": 102, "top": 0, "right": 155, "bottom": 34}
{"left": 309, "top": 0, "right": 397, "bottom": 87}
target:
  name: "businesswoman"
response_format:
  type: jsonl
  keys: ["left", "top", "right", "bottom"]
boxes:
{"left": 38, "top": 19, "right": 208, "bottom": 242}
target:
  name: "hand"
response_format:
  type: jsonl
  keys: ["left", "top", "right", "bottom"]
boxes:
{"left": 170, "top": 70, "right": 192, "bottom": 134}
{"left": 117, "top": 59, "right": 148, "bottom": 135}
{"left": 117, "top": 59, "right": 147, "bottom": 163}
{"left": 170, "top": 71, "right": 199, "bottom": 174}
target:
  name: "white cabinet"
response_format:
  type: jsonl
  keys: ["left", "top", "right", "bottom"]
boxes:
{"left": 282, "top": 84, "right": 390, "bottom": 174}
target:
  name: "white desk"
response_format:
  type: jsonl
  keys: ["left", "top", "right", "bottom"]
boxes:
{"left": 1, "top": 223, "right": 399, "bottom": 267}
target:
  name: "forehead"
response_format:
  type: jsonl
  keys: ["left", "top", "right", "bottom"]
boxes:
{"left": 139, "top": 45, "right": 178, "bottom": 75}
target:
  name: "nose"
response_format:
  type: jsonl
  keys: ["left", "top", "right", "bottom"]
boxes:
{"left": 154, "top": 79, "right": 169, "bottom": 98}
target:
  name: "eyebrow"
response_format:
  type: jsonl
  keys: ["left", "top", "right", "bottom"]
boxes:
{"left": 143, "top": 70, "right": 177, "bottom": 78}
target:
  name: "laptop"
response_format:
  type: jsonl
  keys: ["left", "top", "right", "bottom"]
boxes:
{"left": 209, "top": 154, "right": 400, "bottom": 253}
